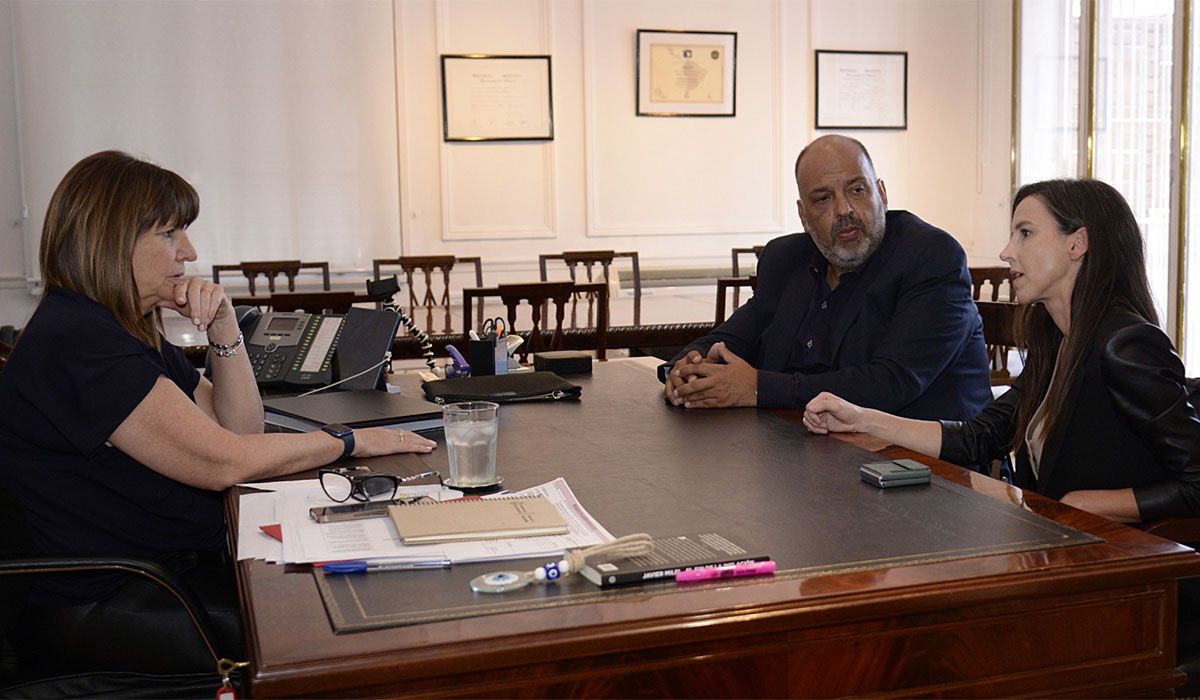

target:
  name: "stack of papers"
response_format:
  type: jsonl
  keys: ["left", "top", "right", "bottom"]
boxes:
{"left": 237, "top": 477, "right": 612, "bottom": 566}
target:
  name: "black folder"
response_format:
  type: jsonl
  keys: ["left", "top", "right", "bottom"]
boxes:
{"left": 264, "top": 390, "right": 442, "bottom": 432}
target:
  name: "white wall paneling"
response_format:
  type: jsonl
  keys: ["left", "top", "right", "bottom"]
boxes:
{"left": 583, "top": 0, "right": 785, "bottom": 237}
{"left": 0, "top": 0, "right": 1016, "bottom": 325}
{"left": 435, "top": 0, "right": 557, "bottom": 241}
{"left": 808, "top": 0, "right": 1014, "bottom": 265}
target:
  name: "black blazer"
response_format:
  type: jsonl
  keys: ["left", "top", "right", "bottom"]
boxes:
{"left": 941, "top": 311, "right": 1200, "bottom": 520}
{"left": 674, "top": 211, "right": 992, "bottom": 419}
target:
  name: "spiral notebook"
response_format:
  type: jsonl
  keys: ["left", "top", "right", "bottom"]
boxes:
{"left": 387, "top": 495, "right": 569, "bottom": 544}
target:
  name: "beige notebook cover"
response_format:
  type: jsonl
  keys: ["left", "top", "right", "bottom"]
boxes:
{"left": 388, "top": 495, "right": 569, "bottom": 544}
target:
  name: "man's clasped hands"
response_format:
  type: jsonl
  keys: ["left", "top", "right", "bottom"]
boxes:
{"left": 663, "top": 341, "right": 759, "bottom": 409}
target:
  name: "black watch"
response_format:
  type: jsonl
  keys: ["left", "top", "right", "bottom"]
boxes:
{"left": 321, "top": 423, "right": 355, "bottom": 463}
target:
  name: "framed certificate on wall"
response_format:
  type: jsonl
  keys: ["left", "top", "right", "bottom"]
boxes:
{"left": 814, "top": 50, "right": 908, "bottom": 130}
{"left": 636, "top": 29, "right": 737, "bottom": 117}
{"left": 440, "top": 54, "right": 554, "bottom": 141}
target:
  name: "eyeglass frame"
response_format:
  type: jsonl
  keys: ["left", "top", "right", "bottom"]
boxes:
{"left": 318, "top": 467, "right": 444, "bottom": 503}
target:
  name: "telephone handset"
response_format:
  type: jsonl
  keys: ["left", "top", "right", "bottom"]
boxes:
{"left": 240, "top": 306, "right": 400, "bottom": 393}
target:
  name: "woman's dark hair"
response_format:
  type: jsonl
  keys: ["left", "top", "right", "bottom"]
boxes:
{"left": 39, "top": 151, "right": 199, "bottom": 348}
{"left": 1010, "top": 178, "right": 1158, "bottom": 453}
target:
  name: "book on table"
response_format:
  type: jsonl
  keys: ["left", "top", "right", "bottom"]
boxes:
{"left": 580, "top": 533, "right": 769, "bottom": 587}
{"left": 387, "top": 495, "right": 569, "bottom": 544}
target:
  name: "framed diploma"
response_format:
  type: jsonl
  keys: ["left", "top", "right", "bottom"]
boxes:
{"left": 814, "top": 50, "right": 908, "bottom": 129}
{"left": 636, "top": 29, "right": 737, "bottom": 117}
{"left": 440, "top": 54, "right": 554, "bottom": 141}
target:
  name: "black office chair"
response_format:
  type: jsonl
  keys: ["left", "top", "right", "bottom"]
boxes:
{"left": 0, "top": 484, "right": 243, "bottom": 698}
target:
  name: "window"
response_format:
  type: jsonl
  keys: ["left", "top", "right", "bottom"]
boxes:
{"left": 1092, "top": 0, "right": 1175, "bottom": 322}
{"left": 1017, "top": 0, "right": 1191, "bottom": 365}
{"left": 1017, "top": 0, "right": 1081, "bottom": 184}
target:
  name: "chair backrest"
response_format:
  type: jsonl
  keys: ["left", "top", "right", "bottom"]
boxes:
{"left": 0, "top": 325, "right": 19, "bottom": 372}
{"left": 538, "top": 250, "right": 640, "bottom": 326}
{"left": 372, "top": 256, "right": 483, "bottom": 334}
{"left": 976, "top": 300, "right": 1020, "bottom": 385}
{"left": 212, "top": 260, "right": 331, "bottom": 296}
{"left": 730, "top": 247, "right": 764, "bottom": 307}
{"left": 462, "top": 281, "right": 608, "bottom": 362}
{"left": 268, "top": 291, "right": 358, "bottom": 315}
{"left": 730, "top": 246, "right": 765, "bottom": 277}
{"left": 969, "top": 266, "right": 1012, "bottom": 302}
{"left": 715, "top": 276, "right": 758, "bottom": 323}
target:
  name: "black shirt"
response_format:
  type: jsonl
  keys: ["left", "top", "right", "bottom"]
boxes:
{"left": 0, "top": 288, "right": 224, "bottom": 606}
{"left": 787, "top": 259, "right": 863, "bottom": 374}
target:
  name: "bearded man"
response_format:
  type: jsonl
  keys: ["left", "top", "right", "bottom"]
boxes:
{"left": 661, "top": 135, "right": 992, "bottom": 419}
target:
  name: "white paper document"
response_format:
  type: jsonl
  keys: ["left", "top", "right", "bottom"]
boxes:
{"left": 237, "top": 477, "right": 612, "bottom": 566}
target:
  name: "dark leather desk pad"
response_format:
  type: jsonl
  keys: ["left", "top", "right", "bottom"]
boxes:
{"left": 314, "top": 363, "right": 1098, "bottom": 633}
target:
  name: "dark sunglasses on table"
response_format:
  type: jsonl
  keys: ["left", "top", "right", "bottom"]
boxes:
{"left": 318, "top": 467, "right": 444, "bottom": 503}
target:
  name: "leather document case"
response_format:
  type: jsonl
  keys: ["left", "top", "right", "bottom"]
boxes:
{"left": 421, "top": 371, "right": 581, "bottom": 404}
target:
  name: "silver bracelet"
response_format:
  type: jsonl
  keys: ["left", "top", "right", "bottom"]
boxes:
{"left": 209, "top": 331, "right": 244, "bottom": 358}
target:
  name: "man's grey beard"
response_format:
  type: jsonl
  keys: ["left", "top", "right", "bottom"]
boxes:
{"left": 809, "top": 215, "right": 885, "bottom": 273}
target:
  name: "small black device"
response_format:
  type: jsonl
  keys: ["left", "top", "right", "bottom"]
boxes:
{"left": 860, "top": 459, "right": 932, "bottom": 488}
{"left": 321, "top": 423, "right": 355, "bottom": 463}
{"left": 309, "top": 500, "right": 394, "bottom": 523}
{"left": 533, "top": 350, "right": 592, "bottom": 375}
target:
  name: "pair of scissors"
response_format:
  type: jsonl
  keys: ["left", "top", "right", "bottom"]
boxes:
{"left": 481, "top": 317, "right": 505, "bottom": 340}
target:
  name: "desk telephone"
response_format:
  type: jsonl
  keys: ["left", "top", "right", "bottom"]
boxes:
{"left": 238, "top": 306, "right": 401, "bottom": 392}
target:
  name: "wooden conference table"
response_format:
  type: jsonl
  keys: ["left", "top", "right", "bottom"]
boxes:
{"left": 229, "top": 360, "right": 1200, "bottom": 697}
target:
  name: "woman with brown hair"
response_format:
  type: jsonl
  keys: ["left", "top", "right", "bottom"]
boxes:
{"left": 0, "top": 151, "right": 435, "bottom": 673}
{"left": 803, "top": 178, "right": 1200, "bottom": 523}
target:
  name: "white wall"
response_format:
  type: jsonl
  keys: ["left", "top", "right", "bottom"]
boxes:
{"left": 402, "top": 0, "right": 1015, "bottom": 276}
{"left": 0, "top": 2, "right": 34, "bottom": 327}
{"left": 0, "top": 0, "right": 1014, "bottom": 328}
{"left": 809, "top": 0, "right": 1014, "bottom": 264}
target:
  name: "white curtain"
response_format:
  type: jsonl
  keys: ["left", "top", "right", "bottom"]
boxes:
{"left": 13, "top": 0, "right": 402, "bottom": 282}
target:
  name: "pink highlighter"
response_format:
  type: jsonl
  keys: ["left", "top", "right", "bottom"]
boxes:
{"left": 675, "top": 560, "right": 777, "bottom": 583}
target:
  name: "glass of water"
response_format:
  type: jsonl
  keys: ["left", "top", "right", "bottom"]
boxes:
{"left": 442, "top": 401, "right": 500, "bottom": 488}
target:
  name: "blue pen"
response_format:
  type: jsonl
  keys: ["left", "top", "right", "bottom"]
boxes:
{"left": 321, "top": 558, "right": 452, "bottom": 574}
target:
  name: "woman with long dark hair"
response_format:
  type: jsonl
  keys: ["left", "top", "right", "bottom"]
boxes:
{"left": 803, "top": 178, "right": 1200, "bottom": 523}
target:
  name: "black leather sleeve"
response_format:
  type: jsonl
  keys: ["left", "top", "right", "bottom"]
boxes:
{"left": 1101, "top": 323, "right": 1200, "bottom": 520}
{"left": 938, "top": 382, "right": 1019, "bottom": 467}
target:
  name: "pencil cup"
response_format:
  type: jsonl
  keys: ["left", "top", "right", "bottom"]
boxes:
{"left": 443, "top": 401, "right": 500, "bottom": 488}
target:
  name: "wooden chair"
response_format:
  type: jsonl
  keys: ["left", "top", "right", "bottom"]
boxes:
{"left": 0, "top": 325, "right": 15, "bottom": 372}
{"left": 462, "top": 281, "right": 608, "bottom": 363}
{"left": 372, "top": 256, "right": 483, "bottom": 334}
{"left": 731, "top": 246, "right": 764, "bottom": 307}
{"left": 971, "top": 267, "right": 1015, "bottom": 384}
{"left": 970, "top": 266, "right": 1012, "bottom": 302}
{"left": 212, "top": 260, "right": 331, "bottom": 296}
{"left": 976, "top": 300, "right": 1020, "bottom": 385}
{"left": 538, "top": 251, "right": 640, "bottom": 327}
{"left": 266, "top": 291, "right": 358, "bottom": 315}
{"left": 715, "top": 276, "right": 757, "bottom": 323}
